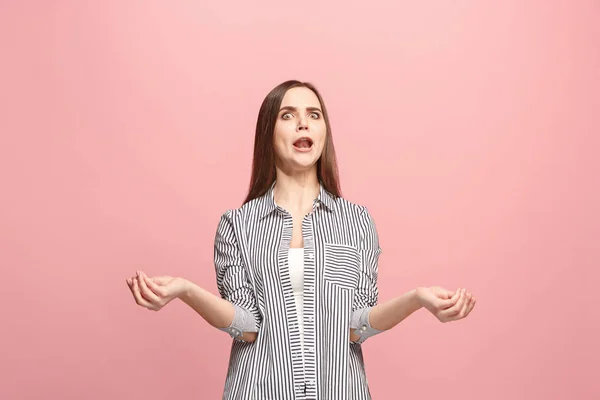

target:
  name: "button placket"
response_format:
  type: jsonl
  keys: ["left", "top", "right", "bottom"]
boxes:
{"left": 278, "top": 212, "right": 306, "bottom": 393}
{"left": 300, "top": 211, "right": 318, "bottom": 397}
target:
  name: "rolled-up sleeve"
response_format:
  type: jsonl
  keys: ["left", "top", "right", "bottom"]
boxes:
{"left": 350, "top": 207, "right": 383, "bottom": 344}
{"left": 214, "top": 211, "right": 261, "bottom": 340}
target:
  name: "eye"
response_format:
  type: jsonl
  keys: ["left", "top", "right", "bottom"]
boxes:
{"left": 310, "top": 112, "right": 321, "bottom": 119}
{"left": 281, "top": 113, "right": 293, "bottom": 120}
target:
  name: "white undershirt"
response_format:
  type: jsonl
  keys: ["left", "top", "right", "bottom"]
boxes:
{"left": 288, "top": 248, "right": 305, "bottom": 352}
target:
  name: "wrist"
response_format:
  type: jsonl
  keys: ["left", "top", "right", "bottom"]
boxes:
{"left": 176, "top": 277, "right": 192, "bottom": 300}
{"left": 414, "top": 287, "right": 426, "bottom": 308}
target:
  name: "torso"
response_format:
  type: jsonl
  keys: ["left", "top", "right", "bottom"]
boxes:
{"left": 216, "top": 183, "right": 380, "bottom": 399}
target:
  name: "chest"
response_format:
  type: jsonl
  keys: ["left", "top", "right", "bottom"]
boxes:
{"left": 289, "top": 213, "right": 305, "bottom": 248}
{"left": 242, "top": 211, "right": 362, "bottom": 295}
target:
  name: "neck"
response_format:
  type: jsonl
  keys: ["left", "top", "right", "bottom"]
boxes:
{"left": 273, "top": 168, "right": 320, "bottom": 214}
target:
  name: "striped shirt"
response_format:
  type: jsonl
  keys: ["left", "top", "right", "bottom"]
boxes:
{"left": 214, "top": 181, "right": 383, "bottom": 399}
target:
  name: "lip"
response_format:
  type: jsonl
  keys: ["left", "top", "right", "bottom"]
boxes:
{"left": 293, "top": 137, "right": 313, "bottom": 152}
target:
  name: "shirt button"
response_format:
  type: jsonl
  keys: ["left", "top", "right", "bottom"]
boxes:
{"left": 308, "top": 253, "right": 314, "bottom": 260}
{"left": 361, "top": 325, "right": 367, "bottom": 331}
{"left": 308, "top": 286, "right": 315, "bottom": 292}
{"left": 308, "top": 316, "right": 314, "bottom": 322}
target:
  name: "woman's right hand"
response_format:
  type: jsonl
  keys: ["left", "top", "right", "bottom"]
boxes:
{"left": 126, "top": 271, "right": 188, "bottom": 311}
{"left": 416, "top": 286, "right": 476, "bottom": 323}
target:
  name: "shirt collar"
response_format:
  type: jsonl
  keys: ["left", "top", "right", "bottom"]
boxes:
{"left": 258, "top": 180, "right": 336, "bottom": 220}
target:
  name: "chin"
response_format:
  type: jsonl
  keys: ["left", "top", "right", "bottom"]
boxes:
{"left": 289, "top": 159, "right": 318, "bottom": 172}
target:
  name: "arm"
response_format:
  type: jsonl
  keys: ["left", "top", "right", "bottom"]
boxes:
{"left": 128, "top": 269, "right": 258, "bottom": 342}
{"left": 349, "top": 207, "right": 384, "bottom": 343}
{"left": 350, "top": 286, "right": 470, "bottom": 341}
{"left": 209, "top": 211, "right": 261, "bottom": 342}
{"left": 129, "top": 253, "right": 259, "bottom": 343}
{"left": 349, "top": 207, "right": 424, "bottom": 342}
{"left": 178, "top": 280, "right": 258, "bottom": 343}
{"left": 351, "top": 289, "right": 422, "bottom": 341}
{"left": 347, "top": 205, "right": 472, "bottom": 341}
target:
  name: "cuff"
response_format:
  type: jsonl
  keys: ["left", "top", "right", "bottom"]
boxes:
{"left": 218, "top": 304, "right": 258, "bottom": 340}
{"left": 350, "top": 307, "right": 383, "bottom": 344}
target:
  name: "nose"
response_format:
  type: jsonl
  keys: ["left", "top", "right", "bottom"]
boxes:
{"left": 297, "top": 116, "right": 309, "bottom": 131}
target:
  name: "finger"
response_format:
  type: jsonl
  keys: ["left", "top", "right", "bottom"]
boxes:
{"left": 448, "top": 290, "right": 474, "bottom": 321}
{"left": 137, "top": 272, "right": 160, "bottom": 303}
{"left": 126, "top": 277, "right": 135, "bottom": 294}
{"left": 441, "top": 289, "right": 466, "bottom": 318}
{"left": 464, "top": 296, "right": 476, "bottom": 317}
{"left": 438, "top": 289, "right": 461, "bottom": 309}
{"left": 458, "top": 292, "right": 472, "bottom": 318}
{"left": 435, "top": 287, "right": 453, "bottom": 300}
{"left": 144, "top": 274, "right": 167, "bottom": 297}
{"left": 449, "top": 293, "right": 474, "bottom": 321}
{"left": 150, "top": 276, "right": 172, "bottom": 285}
{"left": 132, "top": 277, "right": 155, "bottom": 309}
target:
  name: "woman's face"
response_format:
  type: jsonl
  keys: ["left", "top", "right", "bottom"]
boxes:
{"left": 273, "top": 87, "right": 327, "bottom": 173}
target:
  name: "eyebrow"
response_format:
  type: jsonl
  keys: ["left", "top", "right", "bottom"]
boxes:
{"left": 279, "top": 106, "right": 323, "bottom": 113}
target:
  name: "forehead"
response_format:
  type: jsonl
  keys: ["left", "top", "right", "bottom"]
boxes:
{"left": 280, "top": 87, "right": 321, "bottom": 109}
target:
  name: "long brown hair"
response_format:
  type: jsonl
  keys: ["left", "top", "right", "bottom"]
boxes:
{"left": 243, "top": 80, "right": 341, "bottom": 204}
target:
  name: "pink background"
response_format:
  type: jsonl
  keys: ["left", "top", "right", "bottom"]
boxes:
{"left": 1, "top": 1, "right": 599, "bottom": 399}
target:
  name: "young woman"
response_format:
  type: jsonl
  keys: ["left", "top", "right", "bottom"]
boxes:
{"left": 126, "top": 80, "right": 476, "bottom": 399}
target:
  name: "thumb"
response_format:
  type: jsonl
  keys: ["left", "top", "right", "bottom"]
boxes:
{"left": 434, "top": 286, "right": 453, "bottom": 299}
{"left": 150, "top": 276, "right": 173, "bottom": 285}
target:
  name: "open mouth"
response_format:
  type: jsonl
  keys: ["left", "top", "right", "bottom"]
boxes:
{"left": 293, "top": 137, "right": 313, "bottom": 150}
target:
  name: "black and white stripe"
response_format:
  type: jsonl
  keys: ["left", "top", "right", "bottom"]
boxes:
{"left": 214, "top": 181, "right": 382, "bottom": 399}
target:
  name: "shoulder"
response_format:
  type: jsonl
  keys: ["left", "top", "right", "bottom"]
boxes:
{"left": 331, "top": 195, "right": 374, "bottom": 221}
{"left": 215, "top": 195, "right": 264, "bottom": 227}
{"left": 332, "top": 195, "right": 380, "bottom": 240}
{"left": 331, "top": 196, "right": 381, "bottom": 250}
